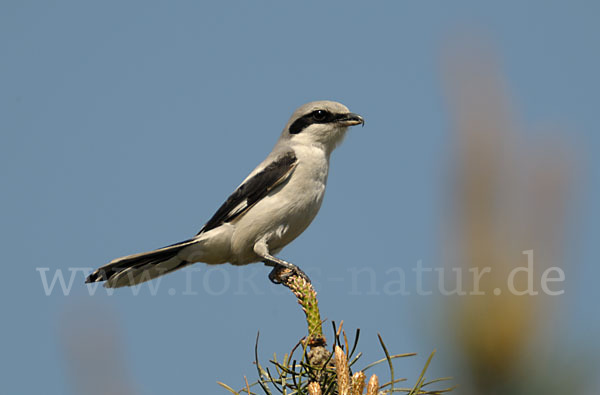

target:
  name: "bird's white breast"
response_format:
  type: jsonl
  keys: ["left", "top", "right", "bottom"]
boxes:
{"left": 228, "top": 144, "right": 330, "bottom": 264}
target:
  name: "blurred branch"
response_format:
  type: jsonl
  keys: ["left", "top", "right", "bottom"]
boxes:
{"left": 438, "top": 37, "right": 589, "bottom": 394}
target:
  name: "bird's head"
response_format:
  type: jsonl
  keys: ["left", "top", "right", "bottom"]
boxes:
{"left": 282, "top": 101, "right": 364, "bottom": 153}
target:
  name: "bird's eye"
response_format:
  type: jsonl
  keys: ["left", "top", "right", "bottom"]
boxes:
{"left": 312, "top": 110, "right": 328, "bottom": 121}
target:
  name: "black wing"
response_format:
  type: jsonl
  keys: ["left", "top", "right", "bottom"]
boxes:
{"left": 197, "top": 151, "right": 298, "bottom": 234}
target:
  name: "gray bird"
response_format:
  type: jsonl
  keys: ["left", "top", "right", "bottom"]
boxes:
{"left": 86, "top": 101, "right": 364, "bottom": 288}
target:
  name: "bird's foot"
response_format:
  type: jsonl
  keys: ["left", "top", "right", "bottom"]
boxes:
{"left": 264, "top": 260, "right": 311, "bottom": 285}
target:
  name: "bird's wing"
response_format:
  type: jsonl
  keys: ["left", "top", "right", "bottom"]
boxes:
{"left": 197, "top": 150, "right": 298, "bottom": 234}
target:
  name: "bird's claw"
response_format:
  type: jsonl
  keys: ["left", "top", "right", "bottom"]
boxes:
{"left": 268, "top": 263, "right": 310, "bottom": 285}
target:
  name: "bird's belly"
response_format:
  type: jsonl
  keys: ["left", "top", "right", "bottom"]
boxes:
{"left": 229, "top": 179, "right": 326, "bottom": 264}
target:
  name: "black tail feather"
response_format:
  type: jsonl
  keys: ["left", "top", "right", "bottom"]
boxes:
{"left": 86, "top": 238, "right": 195, "bottom": 284}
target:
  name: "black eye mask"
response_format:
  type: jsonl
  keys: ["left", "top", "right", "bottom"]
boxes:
{"left": 289, "top": 110, "right": 338, "bottom": 134}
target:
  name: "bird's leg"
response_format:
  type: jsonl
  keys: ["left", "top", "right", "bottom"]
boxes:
{"left": 262, "top": 254, "right": 311, "bottom": 284}
{"left": 254, "top": 240, "right": 311, "bottom": 284}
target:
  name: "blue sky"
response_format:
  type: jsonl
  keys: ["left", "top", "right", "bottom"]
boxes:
{"left": 1, "top": 1, "right": 599, "bottom": 394}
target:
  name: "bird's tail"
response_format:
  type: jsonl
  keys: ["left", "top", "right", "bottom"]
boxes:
{"left": 86, "top": 238, "right": 198, "bottom": 288}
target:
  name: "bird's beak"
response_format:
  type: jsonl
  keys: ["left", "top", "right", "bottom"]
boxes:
{"left": 337, "top": 112, "right": 365, "bottom": 127}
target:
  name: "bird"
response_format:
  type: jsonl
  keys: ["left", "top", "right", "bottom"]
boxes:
{"left": 86, "top": 100, "right": 364, "bottom": 288}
